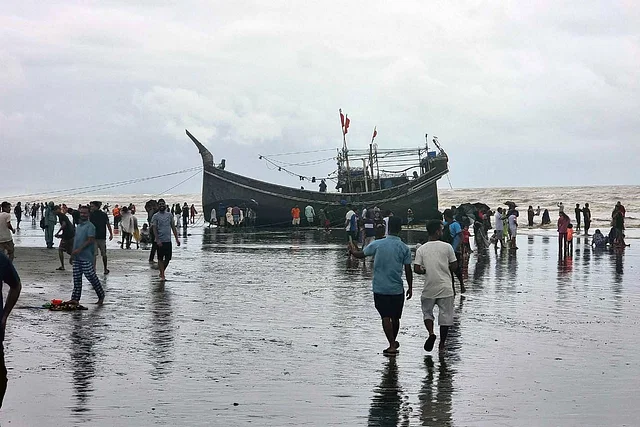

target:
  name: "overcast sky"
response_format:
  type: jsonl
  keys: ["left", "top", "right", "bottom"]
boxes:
{"left": 1, "top": 1, "right": 639, "bottom": 198}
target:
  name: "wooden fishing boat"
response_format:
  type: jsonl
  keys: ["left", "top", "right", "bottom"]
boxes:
{"left": 187, "top": 127, "right": 449, "bottom": 227}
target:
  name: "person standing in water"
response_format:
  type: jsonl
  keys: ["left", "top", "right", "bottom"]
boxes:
{"left": 151, "top": 199, "right": 181, "bottom": 281}
{"left": 414, "top": 220, "right": 458, "bottom": 353}
{"left": 527, "top": 206, "right": 534, "bottom": 227}
{"left": 493, "top": 207, "right": 505, "bottom": 252}
{"left": 68, "top": 206, "right": 105, "bottom": 305}
{"left": 557, "top": 212, "right": 570, "bottom": 257}
{"left": 348, "top": 216, "right": 412, "bottom": 356}
{"left": 443, "top": 209, "right": 466, "bottom": 294}
{"left": 557, "top": 202, "right": 564, "bottom": 214}
{"left": 190, "top": 204, "right": 197, "bottom": 224}
{"left": 574, "top": 204, "right": 582, "bottom": 232}
{"left": 582, "top": 203, "right": 591, "bottom": 235}
{"left": 13, "top": 203, "right": 22, "bottom": 232}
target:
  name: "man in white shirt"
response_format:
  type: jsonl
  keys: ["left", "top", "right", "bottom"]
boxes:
{"left": 383, "top": 210, "right": 393, "bottom": 237}
{"left": 0, "top": 203, "right": 15, "bottom": 261}
{"left": 345, "top": 206, "right": 357, "bottom": 242}
{"left": 413, "top": 219, "right": 458, "bottom": 353}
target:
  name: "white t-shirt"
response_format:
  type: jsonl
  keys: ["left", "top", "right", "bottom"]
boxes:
{"left": 0, "top": 212, "right": 12, "bottom": 243}
{"left": 508, "top": 214, "right": 517, "bottom": 230}
{"left": 345, "top": 210, "right": 355, "bottom": 231}
{"left": 383, "top": 216, "right": 390, "bottom": 236}
{"left": 494, "top": 212, "right": 503, "bottom": 231}
{"left": 414, "top": 241, "right": 457, "bottom": 299}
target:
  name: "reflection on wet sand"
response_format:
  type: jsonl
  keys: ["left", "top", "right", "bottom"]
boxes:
{"left": 368, "top": 357, "right": 408, "bottom": 427}
{"left": 148, "top": 281, "right": 175, "bottom": 381}
{"left": 69, "top": 311, "right": 99, "bottom": 416}
{"left": 419, "top": 356, "right": 454, "bottom": 427}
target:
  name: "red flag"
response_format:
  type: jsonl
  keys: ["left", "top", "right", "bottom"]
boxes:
{"left": 371, "top": 127, "right": 377, "bottom": 142}
{"left": 344, "top": 115, "right": 350, "bottom": 134}
{"left": 339, "top": 109, "right": 345, "bottom": 128}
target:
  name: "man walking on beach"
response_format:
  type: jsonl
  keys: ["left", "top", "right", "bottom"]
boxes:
{"left": 69, "top": 206, "right": 105, "bottom": 305}
{"left": 90, "top": 201, "right": 113, "bottom": 274}
{"left": 414, "top": 220, "right": 458, "bottom": 353}
{"left": 44, "top": 202, "right": 57, "bottom": 249}
{"left": 0, "top": 251, "right": 22, "bottom": 408}
{"left": 0, "top": 203, "right": 15, "bottom": 262}
{"left": 348, "top": 216, "right": 413, "bottom": 355}
{"left": 54, "top": 205, "right": 75, "bottom": 271}
{"left": 151, "top": 199, "right": 181, "bottom": 281}
{"left": 443, "top": 209, "right": 466, "bottom": 294}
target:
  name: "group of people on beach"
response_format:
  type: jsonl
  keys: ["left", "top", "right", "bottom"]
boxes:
{"left": 343, "top": 204, "right": 467, "bottom": 355}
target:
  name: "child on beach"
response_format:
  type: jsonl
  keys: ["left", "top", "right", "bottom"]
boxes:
{"left": 461, "top": 225, "right": 472, "bottom": 255}
{"left": 566, "top": 223, "right": 574, "bottom": 253}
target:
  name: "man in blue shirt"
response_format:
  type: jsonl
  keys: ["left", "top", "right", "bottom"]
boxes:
{"left": 443, "top": 209, "right": 466, "bottom": 294}
{"left": 349, "top": 216, "right": 413, "bottom": 355}
{"left": 69, "top": 206, "right": 105, "bottom": 305}
{"left": 0, "top": 252, "right": 22, "bottom": 408}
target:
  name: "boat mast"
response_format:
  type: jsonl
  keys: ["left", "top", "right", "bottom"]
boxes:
{"left": 369, "top": 127, "right": 377, "bottom": 190}
{"left": 339, "top": 109, "right": 352, "bottom": 193}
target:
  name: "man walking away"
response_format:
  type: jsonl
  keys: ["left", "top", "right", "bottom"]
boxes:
{"left": 145, "top": 200, "right": 159, "bottom": 263}
{"left": 443, "top": 209, "right": 466, "bottom": 293}
{"left": 583, "top": 203, "right": 591, "bottom": 235}
{"left": 182, "top": 203, "right": 189, "bottom": 228}
{"left": 68, "top": 206, "right": 105, "bottom": 305}
{"left": 151, "top": 199, "right": 181, "bottom": 281}
{"left": 54, "top": 205, "right": 75, "bottom": 271}
{"left": 575, "top": 204, "right": 582, "bottom": 232}
{"left": 13, "top": 203, "right": 22, "bottom": 232}
{"left": 348, "top": 216, "right": 412, "bottom": 355}
{"left": 208, "top": 207, "right": 217, "bottom": 228}
{"left": 0, "top": 252, "right": 22, "bottom": 408}
{"left": 44, "top": 202, "right": 57, "bottom": 249}
{"left": 305, "top": 205, "right": 315, "bottom": 226}
{"left": 119, "top": 206, "right": 134, "bottom": 249}
{"left": 414, "top": 220, "right": 458, "bottom": 353}
{"left": 363, "top": 210, "right": 376, "bottom": 249}
{"left": 90, "top": 201, "right": 113, "bottom": 274}
{"left": 0, "top": 203, "right": 15, "bottom": 261}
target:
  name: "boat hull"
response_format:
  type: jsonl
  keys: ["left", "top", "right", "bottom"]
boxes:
{"left": 187, "top": 130, "right": 447, "bottom": 227}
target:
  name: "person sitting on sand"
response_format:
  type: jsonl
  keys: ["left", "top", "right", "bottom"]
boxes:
{"left": 591, "top": 229, "right": 606, "bottom": 249}
{"left": 348, "top": 216, "right": 412, "bottom": 356}
{"left": 140, "top": 223, "right": 151, "bottom": 249}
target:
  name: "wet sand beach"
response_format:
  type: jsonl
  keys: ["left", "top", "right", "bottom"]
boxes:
{"left": 2, "top": 224, "right": 640, "bottom": 426}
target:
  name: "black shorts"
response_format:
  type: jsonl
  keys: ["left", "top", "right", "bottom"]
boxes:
{"left": 374, "top": 293, "right": 405, "bottom": 319}
{"left": 157, "top": 241, "right": 172, "bottom": 262}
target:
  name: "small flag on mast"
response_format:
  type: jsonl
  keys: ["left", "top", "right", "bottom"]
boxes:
{"left": 371, "top": 127, "right": 377, "bottom": 142}
{"left": 339, "top": 109, "right": 345, "bottom": 128}
{"left": 344, "top": 115, "right": 350, "bottom": 134}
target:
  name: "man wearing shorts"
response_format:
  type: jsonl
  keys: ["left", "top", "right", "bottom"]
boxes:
{"left": 151, "top": 199, "right": 180, "bottom": 281}
{"left": 90, "top": 201, "right": 113, "bottom": 274}
{"left": 349, "top": 216, "right": 413, "bottom": 355}
{"left": 414, "top": 220, "right": 458, "bottom": 353}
